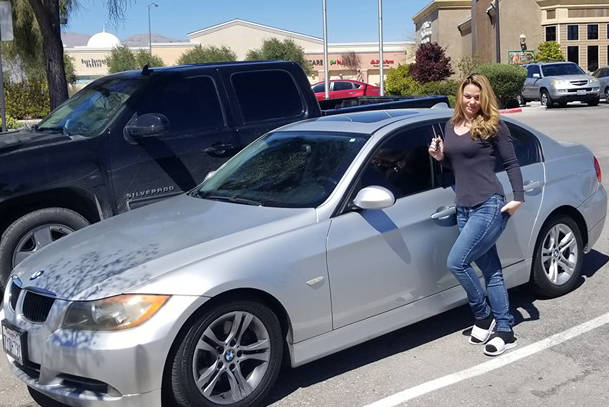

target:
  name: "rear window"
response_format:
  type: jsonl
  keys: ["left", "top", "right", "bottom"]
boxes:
{"left": 231, "top": 70, "right": 304, "bottom": 123}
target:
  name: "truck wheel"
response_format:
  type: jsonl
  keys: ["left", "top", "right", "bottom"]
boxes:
{"left": 541, "top": 90, "right": 553, "bottom": 108}
{"left": 169, "top": 300, "right": 283, "bottom": 407}
{"left": 530, "top": 215, "right": 583, "bottom": 298}
{"left": 0, "top": 208, "right": 89, "bottom": 290}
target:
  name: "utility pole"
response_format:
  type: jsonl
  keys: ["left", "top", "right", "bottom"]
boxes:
{"left": 378, "top": 0, "right": 385, "bottom": 96}
{"left": 495, "top": 0, "right": 501, "bottom": 63}
{"left": 322, "top": 0, "right": 329, "bottom": 100}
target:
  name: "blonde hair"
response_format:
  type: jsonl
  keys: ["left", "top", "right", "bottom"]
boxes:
{"left": 452, "top": 74, "right": 500, "bottom": 140}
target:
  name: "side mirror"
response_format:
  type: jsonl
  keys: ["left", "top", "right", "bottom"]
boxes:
{"left": 352, "top": 186, "right": 395, "bottom": 210}
{"left": 124, "top": 113, "right": 169, "bottom": 139}
{"left": 532, "top": 73, "right": 541, "bottom": 79}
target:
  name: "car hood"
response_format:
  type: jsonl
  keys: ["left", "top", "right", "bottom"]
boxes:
{"left": 0, "top": 128, "right": 73, "bottom": 154}
{"left": 544, "top": 74, "right": 593, "bottom": 82}
{"left": 11, "top": 194, "right": 316, "bottom": 300}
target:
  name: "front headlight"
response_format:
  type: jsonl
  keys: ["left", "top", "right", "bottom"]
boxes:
{"left": 62, "top": 294, "right": 169, "bottom": 331}
{"left": 551, "top": 79, "right": 567, "bottom": 87}
{"left": 590, "top": 78, "right": 599, "bottom": 85}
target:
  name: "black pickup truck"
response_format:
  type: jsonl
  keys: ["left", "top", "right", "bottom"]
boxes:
{"left": 0, "top": 60, "right": 448, "bottom": 289}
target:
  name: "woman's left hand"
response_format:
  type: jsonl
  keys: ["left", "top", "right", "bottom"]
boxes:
{"left": 501, "top": 200, "right": 523, "bottom": 216}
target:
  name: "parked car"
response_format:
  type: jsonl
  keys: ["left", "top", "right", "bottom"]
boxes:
{"left": 0, "top": 61, "right": 448, "bottom": 292}
{"left": 312, "top": 79, "right": 380, "bottom": 101}
{"left": 591, "top": 66, "right": 609, "bottom": 102}
{"left": 519, "top": 62, "right": 601, "bottom": 108}
{"left": 3, "top": 108, "right": 606, "bottom": 407}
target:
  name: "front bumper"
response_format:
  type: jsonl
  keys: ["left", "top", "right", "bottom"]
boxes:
{"left": 548, "top": 86, "right": 600, "bottom": 102}
{"left": 2, "top": 289, "right": 206, "bottom": 407}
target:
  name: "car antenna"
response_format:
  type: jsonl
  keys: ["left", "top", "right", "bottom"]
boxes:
{"left": 142, "top": 64, "right": 152, "bottom": 76}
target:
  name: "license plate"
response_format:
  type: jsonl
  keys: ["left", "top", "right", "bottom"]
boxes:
{"left": 2, "top": 320, "right": 26, "bottom": 365}
{"left": 577, "top": 89, "right": 586, "bottom": 95}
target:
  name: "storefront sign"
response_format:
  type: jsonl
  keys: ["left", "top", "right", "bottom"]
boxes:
{"left": 308, "top": 59, "right": 324, "bottom": 66}
{"left": 370, "top": 59, "right": 395, "bottom": 67}
{"left": 81, "top": 58, "right": 108, "bottom": 68}
{"left": 508, "top": 50, "right": 534, "bottom": 65}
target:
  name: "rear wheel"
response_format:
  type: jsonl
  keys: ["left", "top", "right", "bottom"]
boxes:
{"left": 531, "top": 215, "right": 583, "bottom": 298}
{"left": 541, "top": 90, "right": 553, "bottom": 108}
{"left": 516, "top": 94, "right": 526, "bottom": 107}
{"left": 170, "top": 300, "right": 283, "bottom": 407}
{"left": 0, "top": 208, "right": 89, "bottom": 291}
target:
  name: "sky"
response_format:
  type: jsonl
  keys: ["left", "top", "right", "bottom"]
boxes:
{"left": 66, "top": 0, "right": 431, "bottom": 42}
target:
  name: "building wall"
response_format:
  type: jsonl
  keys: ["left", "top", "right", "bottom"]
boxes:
{"left": 189, "top": 23, "right": 322, "bottom": 60}
{"left": 438, "top": 8, "right": 473, "bottom": 65}
{"left": 471, "top": 0, "right": 497, "bottom": 63}
{"left": 500, "top": 0, "right": 543, "bottom": 64}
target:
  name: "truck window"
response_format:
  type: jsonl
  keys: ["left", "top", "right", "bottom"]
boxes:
{"left": 231, "top": 70, "right": 304, "bottom": 123}
{"left": 138, "top": 76, "right": 224, "bottom": 133}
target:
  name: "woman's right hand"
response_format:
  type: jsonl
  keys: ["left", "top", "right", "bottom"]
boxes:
{"left": 428, "top": 136, "right": 444, "bottom": 161}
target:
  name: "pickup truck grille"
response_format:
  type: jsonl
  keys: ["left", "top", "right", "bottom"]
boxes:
{"left": 570, "top": 80, "right": 588, "bottom": 86}
{"left": 9, "top": 282, "right": 21, "bottom": 310}
{"left": 22, "top": 291, "right": 55, "bottom": 322}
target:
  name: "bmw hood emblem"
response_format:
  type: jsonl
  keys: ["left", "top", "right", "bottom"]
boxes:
{"left": 29, "top": 270, "right": 45, "bottom": 280}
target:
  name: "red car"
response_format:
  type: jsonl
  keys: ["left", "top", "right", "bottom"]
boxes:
{"left": 311, "top": 80, "right": 380, "bottom": 101}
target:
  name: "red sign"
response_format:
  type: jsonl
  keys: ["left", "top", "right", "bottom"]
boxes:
{"left": 370, "top": 59, "right": 395, "bottom": 66}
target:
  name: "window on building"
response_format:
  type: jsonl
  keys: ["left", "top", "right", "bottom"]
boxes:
{"left": 545, "top": 26, "right": 557, "bottom": 42}
{"left": 588, "top": 25, "right": 599, "bottom": 40}
{"left": 607, "top": 24, "right": 609, "bottom": 39}
{"left": 567, "top": 46, "right": 579, "bottom": 64}
{"left": 588, "top": 46, "right": 599, "bottom": 72}
{"left": 567, "top": 25, "right": 579, "bottom": 40}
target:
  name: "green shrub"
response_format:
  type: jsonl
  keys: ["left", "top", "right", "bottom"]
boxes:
{"left": 421, "top": 80, "right": 459, "bottom": 97}
{"left": 0, "top": 114, "right": 21, "bottom": 130}
{"left": 4, "top": 80, "right": 50, "bottom": 119}
{"left": 385, "top": 64, "right": 424, "bottom": 96}
{"left": 478, "top": 64, "right": 527, "bottom": 107}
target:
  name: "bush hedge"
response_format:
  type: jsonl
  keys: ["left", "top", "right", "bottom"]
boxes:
{"left": 1, "top": 114, "right": 20, "bottom": 130}
{"left": 477, "top": 64, "right": 527, "bottom": 108}
{"left": 4, "top": 80, "right": 50, "bottom": 119}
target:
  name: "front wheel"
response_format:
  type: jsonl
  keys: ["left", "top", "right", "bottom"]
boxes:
{"left": 531, "top": 215, "right": 583, "bottom": 298}
{"left": 541, "top": 90, "right": 553, "bottom": 108}
{"left": 170, "top": 300, "right": 283, "bottom": 407}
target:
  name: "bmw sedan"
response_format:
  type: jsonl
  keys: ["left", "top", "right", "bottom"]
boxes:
{"left": 2, "top": 109, "right": 607, "bottom": 407}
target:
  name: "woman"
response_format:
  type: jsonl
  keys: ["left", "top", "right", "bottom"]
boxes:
{"left": 428, "top": 74, "right": 524, "bottom": 356}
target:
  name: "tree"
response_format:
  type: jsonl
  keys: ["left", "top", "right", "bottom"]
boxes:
{"left": 534, "top": 41, "right": 565, "bottom": 62}
{"left": 64, "top": 54, "right": 76, "bottom": 84}
{"left": 177, "top": 45, "right": 236, "bottom": 65}
{"left": 107, "top": 45, "right": 136, "bottom": 73}
{"left": 246, "top": 38, "right": 312, "bottom": 75}
{"left": 134, "top": 50, "right": 165, "bottom": 68}
{"left": 411, "top": 42, "right": 454, "bottom": 84}
{"left": 23, "top": 0, "right": 129, "bottom": 109}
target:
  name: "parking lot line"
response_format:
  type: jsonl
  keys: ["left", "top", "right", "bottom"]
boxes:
{"left": 363, "top": 312, "right": 609, "bottom": 407}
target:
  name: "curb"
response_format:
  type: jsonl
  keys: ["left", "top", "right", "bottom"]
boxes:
{"left": 500, "top": 108, "right": 523, "bottom": 114}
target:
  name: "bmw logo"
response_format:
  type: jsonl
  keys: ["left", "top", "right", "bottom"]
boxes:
{"left": 225, "top": 350, "right": 235, "bottom": 362}
{"left": 29, "top": 270, "right": 45, "bottom": 280}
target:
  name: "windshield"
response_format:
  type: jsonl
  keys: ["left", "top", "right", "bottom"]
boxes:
{"left": 37, "top": 77, "right": 142, "bottom": 137}
{"left": 196, "top": 131, "right": 369, "bottom": 208}
{"left": 541, "top": 63, "right": 585, "bottom": 77}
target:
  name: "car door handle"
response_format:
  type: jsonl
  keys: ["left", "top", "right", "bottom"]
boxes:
{"left": 203, "top": 143, "right": 238, "bottom": 157}
{"left": 524, "top": 180, "right": 541, "bottom": 192}
{"left": 431, "top": 206, "right": 456, "bottom": 220}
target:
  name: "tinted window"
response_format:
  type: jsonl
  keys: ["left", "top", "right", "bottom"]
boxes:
{"left": 568, "top": 25, "right": 579, "bottom": 40}
{"left": 138, "top": 76, "right": 224, "bottom": 133}
{"left": 545, "top": 26, "right": 556, "bottom": 42}
{"left": 312, "top": 83, "right": 326, "bottom": 93}
{"left": 588, "top": 24, "right": 599, "bottom": 40}
{"left": 527, "top": 65, "right": 540, "bottom": 78}
{"left": 587, "top": 46, "right": 599, "bottom": 72}
{"left": 504, "top": 123, "right": 541, "bottom": 167}
{"left": 334, "top": 82, "right": 353, "bottom": 91}
{"left": 358, "top": 125, "right": 435, "bottom": 199}
{"left": 568, "top": 46, "right": 579, "bottom": 65}
{"left": 232, "top": 70, "right": 303, "bottom": 122}
{"left": 541, "top": 63, "right": 584, "bottom": 76}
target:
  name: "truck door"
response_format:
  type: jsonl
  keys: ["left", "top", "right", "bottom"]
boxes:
{"left": 109, "top": 74, "right": 236, "bottom": 212}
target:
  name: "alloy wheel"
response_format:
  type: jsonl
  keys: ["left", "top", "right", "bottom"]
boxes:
{"left": 540, "top": 223, "right": 578, "bottom": 285}
{"left": 191, "top": 311, "right": 271, "bottom": 404}
{"left": 12, "top": 224, "right": 74, "bottom": 268}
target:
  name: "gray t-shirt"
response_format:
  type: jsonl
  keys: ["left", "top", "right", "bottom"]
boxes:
{"left": 443, "top": 120, "right": 524, "bottom": 207}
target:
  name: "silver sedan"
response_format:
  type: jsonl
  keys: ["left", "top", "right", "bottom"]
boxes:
{"left": 2, "top": 109, "right": 607, "bottom": 407}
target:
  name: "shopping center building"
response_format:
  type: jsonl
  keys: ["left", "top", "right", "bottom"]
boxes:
{"left": 65, "top": 19, "right": 415, "bottom": 88}
{"left": 413, "top": 0, "right": 609, "bottom": 72}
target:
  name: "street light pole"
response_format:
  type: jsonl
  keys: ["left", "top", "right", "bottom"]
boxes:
{"left": 322, "top": 0, "right": 329, "bottom": 100}
{"left": 147, "top": 2, "right": 158, "bottom": 55}
{"left": 378, "top": 0, "right": 385, "bottom": 96}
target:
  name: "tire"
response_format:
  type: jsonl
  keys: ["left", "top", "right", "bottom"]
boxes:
{"left": 540, "top": 90, "right": 553, "bottom": 108}
{"left": 516, "top": 94, "right": 525, "bottom": 107}
{"left": 604, "top": 87, "right": 609, "bottom": 103}
{"left": 530, "top": 215, "right": 583, "bottom": 298}
{"left": 0, "top": 208, "right": 89, "bottom": 291}
{"left": 170, "top": 300, "right": 283, "bottom": 407}
{"left": 587, "top": 97, "right": 599, "bottom": 106}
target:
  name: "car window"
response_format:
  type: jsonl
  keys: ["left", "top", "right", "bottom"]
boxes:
{"left": 541, "top": 63, "right": 585, "bottom": 76}
{"left": 358, "top": 125, "right": 435, "bottom": 199}
{"left": 334, "top": 82, "right": 353, "bottom": 91}
{"left": 312, "top": 83, "right": 326, "bottom": 93}
{"left": 527, "top": 65, "right": 541, "bottom": 78}
{"left": 493, "top": 123, "right": 542, "bottom": 171}
{"left": 137, "top": 76, "right": 224, "bottom": 133}
{"left": 231, "top": 70, "right": 304, "bottom": 123}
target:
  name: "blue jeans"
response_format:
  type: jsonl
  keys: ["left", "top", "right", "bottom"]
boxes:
{"left": 447, "top": 194, "right": 514, "bottom": 332}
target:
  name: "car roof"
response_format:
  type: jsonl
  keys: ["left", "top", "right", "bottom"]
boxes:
{"left": 277, "top": 108, "right": 452, "bottom": 134}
